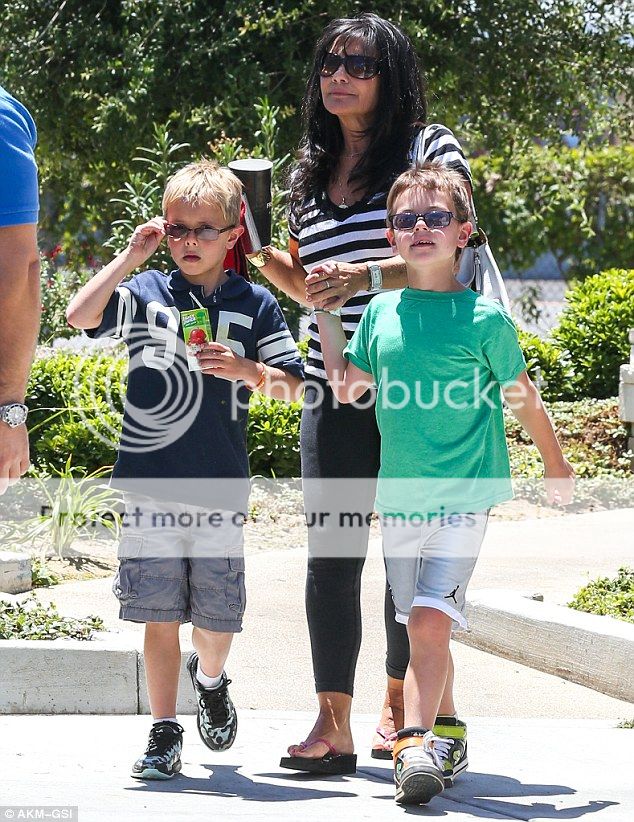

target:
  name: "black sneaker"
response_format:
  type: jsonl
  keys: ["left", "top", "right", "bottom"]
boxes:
{"left": 131, "top": 721, "right": 184, "bottom": 780}
{"left": 187, "top": 652, "right": 237, "bottom": 751}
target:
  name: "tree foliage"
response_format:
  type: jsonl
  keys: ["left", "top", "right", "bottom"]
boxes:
{"left": 472, "top": 144, "right": 634, "bottom": 277}
{"left": 1, "top": 0, "right": 631, "bottom": 253}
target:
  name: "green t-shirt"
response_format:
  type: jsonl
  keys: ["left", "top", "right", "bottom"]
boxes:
{"left": 344, "top": 288, "right": 527, "bottom": 516}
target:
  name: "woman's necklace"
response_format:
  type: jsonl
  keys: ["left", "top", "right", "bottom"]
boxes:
{"left": 332, "top": 149, "right": 365, "bottom": 207}
{"left": 335, "top": 174, "right": 349, "bottom": 207}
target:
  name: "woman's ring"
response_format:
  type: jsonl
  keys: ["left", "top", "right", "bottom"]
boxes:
{"left": 325, "top": 279, "right": 331, "bottom": 289}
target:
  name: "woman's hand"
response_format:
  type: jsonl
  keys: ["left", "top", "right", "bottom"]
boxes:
{"left": 305, "top": 260, "right": 365, "bottom": 310}
{"left": 196, "top": 342, "right": 255, "bottom": 383}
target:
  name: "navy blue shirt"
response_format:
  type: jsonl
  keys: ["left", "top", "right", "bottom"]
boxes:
{"left": 86, "top": 269, "right": 303, "bottom": 505}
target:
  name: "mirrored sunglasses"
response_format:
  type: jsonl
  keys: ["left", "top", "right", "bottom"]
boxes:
{"left": 165, "top": 223, "right": 234, "bottom": 241}
{"left": 319, "top": 52, "right": 380, "bottom": 80}
{"left": 389, "top": 210, "right": 456, "bottom": 231}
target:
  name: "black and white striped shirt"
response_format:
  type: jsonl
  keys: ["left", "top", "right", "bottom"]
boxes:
{"left": 289, "top": 124, "right": 472, "bottom": 380}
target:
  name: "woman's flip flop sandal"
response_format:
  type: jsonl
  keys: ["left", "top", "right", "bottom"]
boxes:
{"left": 371, "top": 726, "right": 397, "bottom": 760}
{"left": 279, "top": 737, "right": 357, "bottom": 775}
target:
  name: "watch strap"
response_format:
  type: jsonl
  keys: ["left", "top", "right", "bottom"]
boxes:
{"left": 367, "top": 263, "right": 383, "bottom": 292}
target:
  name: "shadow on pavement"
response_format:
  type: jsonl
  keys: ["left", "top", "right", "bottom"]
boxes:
{"left": 124, "top": 762, "right": 619, "bottom": 818}
{"left": 443, "top": 772, "right": 618, "bottom": 820}
{"left": 125, "top": 762, "right": 355, "bottom": 802}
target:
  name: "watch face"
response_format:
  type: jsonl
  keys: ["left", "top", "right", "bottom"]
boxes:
{"left": 3, "top": 404, "right": 28, "bottom": 427}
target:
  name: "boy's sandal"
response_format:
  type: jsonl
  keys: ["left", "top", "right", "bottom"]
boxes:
{"left": 371, "top": 726, "right": 398, "bottom": 760}
{"left": 280, "top": 737, "right": 357, "bottom": 775}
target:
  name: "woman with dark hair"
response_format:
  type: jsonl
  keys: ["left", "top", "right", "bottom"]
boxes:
{"left": 251, "top": 13, "right": 473, "bottom": 777}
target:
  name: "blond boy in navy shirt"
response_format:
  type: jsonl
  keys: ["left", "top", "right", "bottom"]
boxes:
{"left": 68, "top": 160, "right": 303, "bottom": 779}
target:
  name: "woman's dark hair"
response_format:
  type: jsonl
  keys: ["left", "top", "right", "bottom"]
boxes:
{"left": 291, "top": 13, "right": 427, "bottom": 205}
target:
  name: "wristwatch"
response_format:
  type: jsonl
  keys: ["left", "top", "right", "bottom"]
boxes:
{"left": 0, "top": 402, "right": 28, "bottom": 428}
{"left": 247, "top": 247, "right": 272, "bottom": 268}
{"left": 367, "top": 263, "right": 383, "bottom": 292}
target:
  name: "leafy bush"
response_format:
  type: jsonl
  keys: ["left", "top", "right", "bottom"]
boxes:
{"left": 39, "top": 255, "right": 92, "bottom": 344}
{"left": 0, "top": 596, "right": 104, "bottom": 640}
{"left": 517, "top": 330, "right": 574, "bottom": 402}
{"left": 27, "top": 351, "right": 126, "bottom": 472}
{"left": 247, "top": 393, "right": 302, "bottom": 477}
{"left": 506, "top": 398, "right": 632, "bottom": 479}
{"left": 12, "top": 459, "right": 122, "bottom": 558}
{"left": 568, "top": 567, "right": 634, "bottom": 623}
{"left": 553, "top": 269, "right": 634, "bottom": 398}
{"left": 472, "top": 145, "right": 634, "bottom": 277}
{"left": 31, "top": 559, "right": 61, "bottom": 588}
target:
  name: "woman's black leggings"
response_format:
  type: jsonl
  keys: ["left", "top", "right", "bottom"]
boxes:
{"left": 300, "top": 378, "right": 410, "bottom": 695}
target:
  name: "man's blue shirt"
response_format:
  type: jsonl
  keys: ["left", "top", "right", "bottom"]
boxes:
{"left": 0, "top": 85, "right": 38, "bottom": 227}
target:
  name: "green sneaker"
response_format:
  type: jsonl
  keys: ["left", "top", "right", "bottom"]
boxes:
{"left": 433, "top": 716, "right": 468, "bottom": 787}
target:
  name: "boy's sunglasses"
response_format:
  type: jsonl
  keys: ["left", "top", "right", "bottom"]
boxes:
{"left": 165, "top": 223, "right": 234, "bottom": 241}
{"left": 319, "top": 52, "right": 380, "bottom": 80}
{"left": 389, "top": 210, "right": 456, "bottom": 231}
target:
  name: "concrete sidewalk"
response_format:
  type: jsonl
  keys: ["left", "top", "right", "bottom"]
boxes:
{"left": 2, "top": 713, "right": 632, "bottom": 822}
{"left": 2, "top": 510, "right": 633, "bottom": 820}
{"left": 17, "top": 509, "right": 634, "bottom": 717}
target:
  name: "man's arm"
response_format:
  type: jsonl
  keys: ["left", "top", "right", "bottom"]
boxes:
{"left": 0, "top": 223, "right": 40, "bottom": 401}
{"left": 502, "top": 370, "right": 575, "bottom": 505}
{"left": 0, "top": 223, "right": 40, "bottom": 492}
{"left": 316, "top": 312, "right": 374, "bottom": 403}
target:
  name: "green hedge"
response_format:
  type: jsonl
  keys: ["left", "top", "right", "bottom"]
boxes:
{"left": 517, "top": 330, "right": 574, "bottom": 402}
{"left": 472, "top": 145, "right": 634, "bottom": 278}
{"left": 27, "top": 351, "right": 126, "bottom": 472}
{"left": 553, "top": 268, "right": 634, "bottom": 399}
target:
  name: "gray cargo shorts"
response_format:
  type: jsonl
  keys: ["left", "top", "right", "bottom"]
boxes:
{"left": 113, "top": 493, "right": 246, "bottom": 632}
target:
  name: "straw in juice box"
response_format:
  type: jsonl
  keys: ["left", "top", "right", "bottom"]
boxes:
{"left": 181, "top": 308, "right": 213, "bottom": 371}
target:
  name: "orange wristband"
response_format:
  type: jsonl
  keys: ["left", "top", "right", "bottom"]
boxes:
{"left": 248, "top": 362, "right": 266, "bottom": 392}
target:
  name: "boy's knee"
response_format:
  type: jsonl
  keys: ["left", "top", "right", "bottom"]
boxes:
{"left": 145, "top": 620, "right": 181, "bottom": 634}
{"left": 408, "top": 605, "right": 453, "bottom": 635}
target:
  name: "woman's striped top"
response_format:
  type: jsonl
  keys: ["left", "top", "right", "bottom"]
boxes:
{"left": 288, "top": 123, "right": 472, "bottom": 380}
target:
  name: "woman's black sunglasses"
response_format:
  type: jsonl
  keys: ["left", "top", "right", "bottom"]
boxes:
{"left": 389, "top": 210, "right": 456, "bottom": 231}
{"left": 319, "top": 52, "right": 380, "bottom": 80}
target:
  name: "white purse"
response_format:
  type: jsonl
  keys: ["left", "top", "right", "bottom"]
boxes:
{"left": 457, "top": 229, "right": 512, "bottom": 314}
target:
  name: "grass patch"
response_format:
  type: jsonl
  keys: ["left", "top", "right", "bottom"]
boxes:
{"left": 0, "top": 596, "right": 104, "bottom": 640}
{"left": 568, "top": 567, "right": 634, "bottom": 623}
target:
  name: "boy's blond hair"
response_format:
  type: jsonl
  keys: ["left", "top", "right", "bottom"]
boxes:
{"left": 386, "top": 162, "right": 470, "bottom": 225}
{"left": 162, "top": 159, "right": 242, "bottom": 225}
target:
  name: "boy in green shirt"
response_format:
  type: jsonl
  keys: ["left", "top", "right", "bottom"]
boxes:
{"left": 315, "top": 163, "right": 574, "bottom": 806}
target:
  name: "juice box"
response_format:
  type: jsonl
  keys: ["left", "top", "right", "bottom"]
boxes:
{"left": 181, "top": 308, "right": 213, "bottom": 371}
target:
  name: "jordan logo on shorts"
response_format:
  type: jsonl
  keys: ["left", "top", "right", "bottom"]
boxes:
{"left": 445, "top": 585, "right": 459, "bottom": 604}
